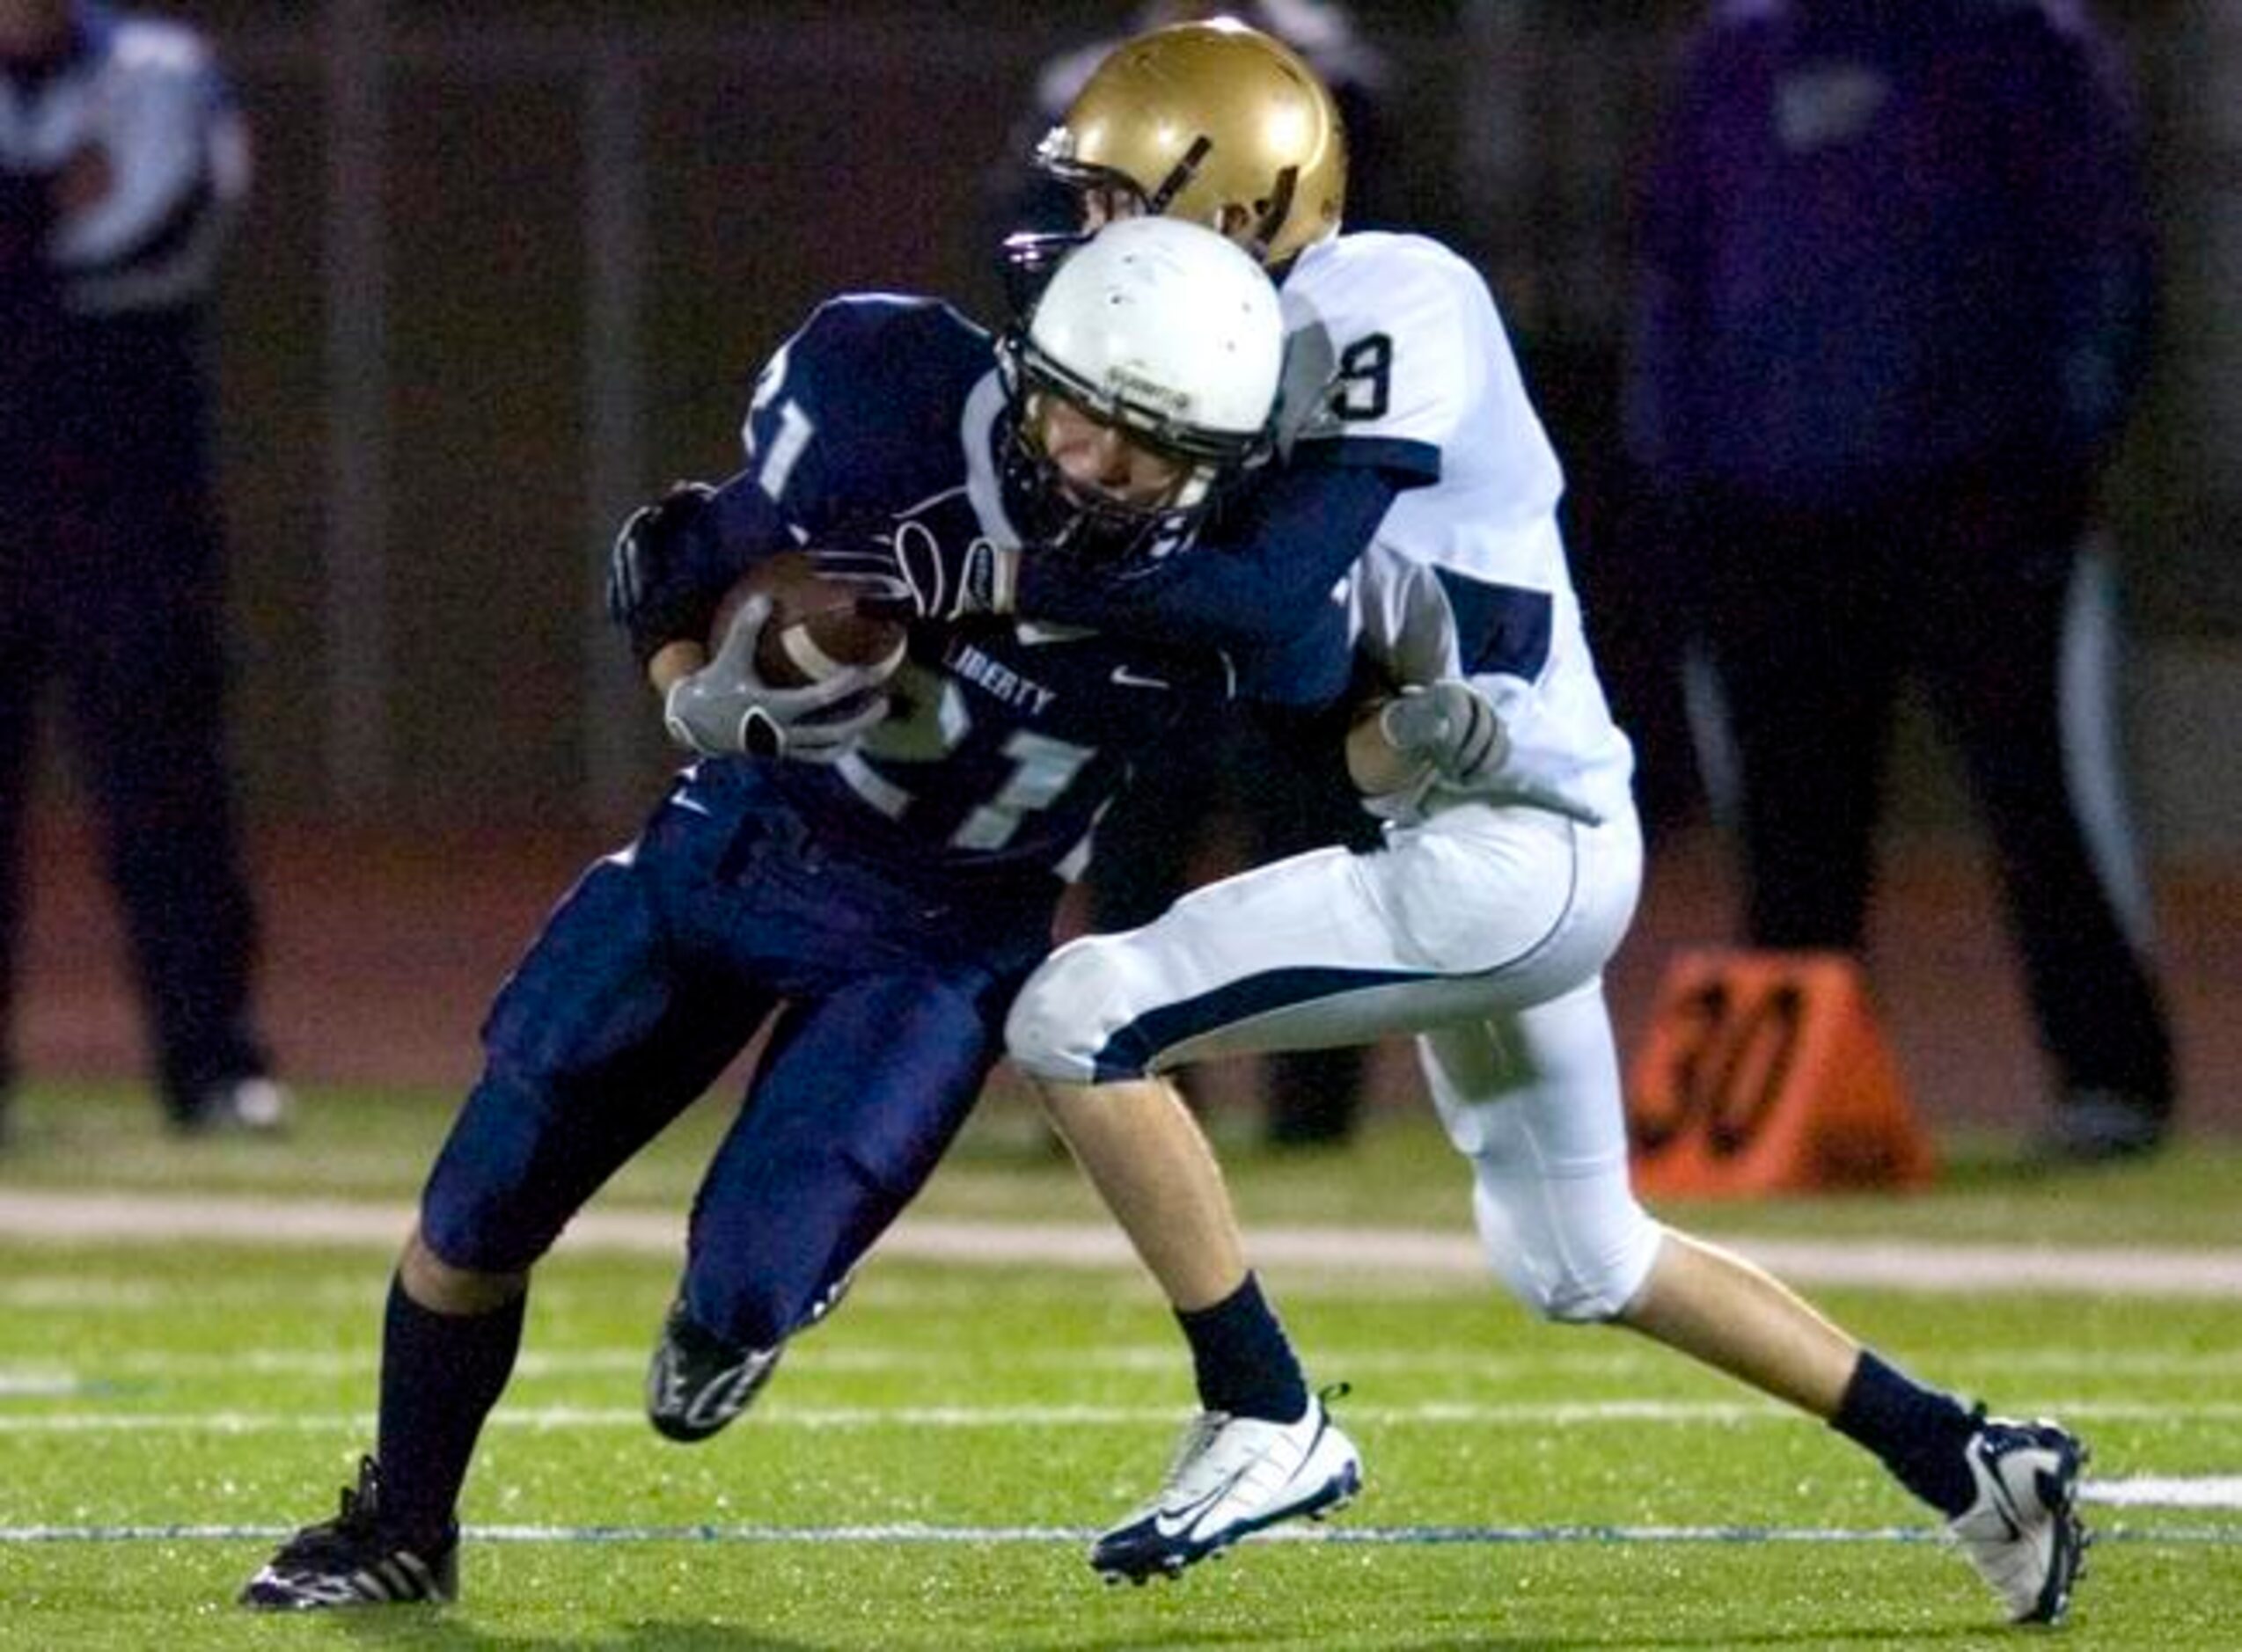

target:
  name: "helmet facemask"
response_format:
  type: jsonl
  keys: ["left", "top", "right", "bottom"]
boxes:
{"left": 993, "top": 215, "right": 1286, "bottom": 578}
{"left": 997, "top": 334, "right": 1269, "bottom": 576}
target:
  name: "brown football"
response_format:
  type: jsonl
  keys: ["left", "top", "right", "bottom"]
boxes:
{"left": 710, "top": 551, "right": 908, "bottom": 687}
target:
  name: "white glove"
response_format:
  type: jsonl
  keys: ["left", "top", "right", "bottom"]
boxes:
{"left": 809, "top": 520, "right": 1018, "bottom": 622}
{"left": 1378, "top": 681, "right": 1508, "bottom": 787}
{"left": 662, "top": 593, "right": 889, "bottom": 762}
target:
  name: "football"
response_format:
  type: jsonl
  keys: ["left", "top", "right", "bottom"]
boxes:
{"left": 710, "top": 551, "right": 909, "bottom": 688}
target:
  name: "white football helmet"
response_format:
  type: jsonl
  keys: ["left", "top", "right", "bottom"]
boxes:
{"left": 1001, "top": 216, "right": 1285, "bottom": 569}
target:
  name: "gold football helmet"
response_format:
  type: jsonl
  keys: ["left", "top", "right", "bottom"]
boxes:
{"left": 1034, "top": 18, "right": 1348, "bottom": 270}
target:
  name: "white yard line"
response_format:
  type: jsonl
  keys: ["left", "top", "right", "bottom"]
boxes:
{"left": 1, "top": 1188, "right": 2239, "bottom": 1297}
{"left": 10, "top": 1343, "right": 2237, "bottom": 1382}
{"left": 7, "top": 1398, "right": 2242, "bottom": 1436}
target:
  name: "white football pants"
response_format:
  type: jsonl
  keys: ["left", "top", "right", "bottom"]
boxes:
{"left": 1006, "top": 800, "right": 1665, "bottom": 1321}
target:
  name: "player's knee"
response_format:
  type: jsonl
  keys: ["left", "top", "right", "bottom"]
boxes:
{"left": 1473, "top": 1181, "right": 1662, "bottom": 1325}
{"left": 400, "top": 1225, "right": 526, "bottom": 1315}
{"left": 1491, "top": 1254, "right": 1650, "bottom": 1325}
{"left": 1004, "top": 939, "right": 1143, "bottom": 1084}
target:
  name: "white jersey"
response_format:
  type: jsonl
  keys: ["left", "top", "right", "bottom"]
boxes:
{"left": 1007, "top": 230, "right": 1661, "bottom": 1324}
{"left": 1283, "top": 231, "right": 1636, "bottom": 827}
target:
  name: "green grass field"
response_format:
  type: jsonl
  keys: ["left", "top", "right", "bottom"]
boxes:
{"left": 1, "top": 1081, "right": 2238, "bottom": 1649}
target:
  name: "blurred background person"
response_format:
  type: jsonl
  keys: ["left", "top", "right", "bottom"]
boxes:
{"left": 1622, "top": 0, "right": 2173, "bottom": 1162}
{"left": 0, "top": 0, "right": 286, "bottom": 1138}
{"left": 985, "top": 1, "right": 1396, "bottom": 1150}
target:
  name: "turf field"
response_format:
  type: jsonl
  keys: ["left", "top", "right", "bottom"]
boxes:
{"left": 1, "top": 1080, "right": 2238, "bottom": 1649}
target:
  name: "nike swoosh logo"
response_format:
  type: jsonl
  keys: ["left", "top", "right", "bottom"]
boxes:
{"left": 1150, "top": 1475, "right": 1242, "bottom": 1539}
{"left": 1110, "top": 666, "right": 1171, "bottom": 691}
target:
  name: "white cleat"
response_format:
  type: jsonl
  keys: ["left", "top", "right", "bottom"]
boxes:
{"left": 1090, "top": 1386, "right": 1361, "bottom": 1583}
{"left": 1948, "top": 1416, "right": 2090, "bottom": 1625}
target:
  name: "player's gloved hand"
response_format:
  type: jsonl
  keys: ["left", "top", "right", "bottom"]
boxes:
{"left": 606, "top": 479, "right": 715, "bottom": 634}
{"left": 662, "top": 593, "right": 888, "bottom": 763}
{"left": 809, "top": 521, "right": 1018, "bottom": 622}
{"left": 1379, "top": 681, "right": 1509, "bottom": 787}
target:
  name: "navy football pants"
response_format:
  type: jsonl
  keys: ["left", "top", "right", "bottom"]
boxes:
{"left": 419, "top": 764, "right": 1054, "bottom": 1350}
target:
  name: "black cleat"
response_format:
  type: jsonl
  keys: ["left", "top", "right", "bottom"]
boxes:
{"left": 645, "top": 1275, "right": 852, "bottom": 1443}
{"left": 645, "top": 1301, "right": 784, "bottom": 1443}
{"left": 239, "top": 1457, "right": 457, "bottom": 1610}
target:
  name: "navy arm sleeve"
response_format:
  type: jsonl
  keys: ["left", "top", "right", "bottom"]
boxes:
{"left": 1014, "top": 462, "right": 1401, "bottom": 653}
{"left": 1230, "top": 594, "right": 1354, "bottom": 712}
{"left": 612, "top": 294, "right": 984, "bottom": 662}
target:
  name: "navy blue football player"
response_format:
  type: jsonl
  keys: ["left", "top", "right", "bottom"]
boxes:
{"left": 240, "top": 216, "right": 1341, "bottom": 1611}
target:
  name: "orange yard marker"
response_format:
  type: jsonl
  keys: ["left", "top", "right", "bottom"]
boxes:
{"left": 1626, "top": 949, "right": 1937, "bottom": 1197}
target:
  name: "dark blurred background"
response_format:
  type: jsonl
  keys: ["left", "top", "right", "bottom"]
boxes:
{"left": 144, "top": 2, "right": 2239, "bottom": 859}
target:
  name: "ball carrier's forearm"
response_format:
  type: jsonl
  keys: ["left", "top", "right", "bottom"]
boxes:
{"left": 1037, "top": 1075, "right": 1249, "bottom": 1313}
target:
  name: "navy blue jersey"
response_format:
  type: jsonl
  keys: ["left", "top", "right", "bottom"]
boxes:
{"left": 700, "top": 294, "right": 1345, "bottom": 895}
{"left": 417, "top": 295, "right": 1345, "bottom": 1347}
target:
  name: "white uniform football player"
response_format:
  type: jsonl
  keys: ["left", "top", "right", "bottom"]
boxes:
{"left": 1001, "top": 48, "right": 1670, "bottom": 1583}
{"left": 840, "top": 19, "right": 2087, "bottom": 1626}
{"left": 1012, "top": 217, "right": 1648, "bottom": 1238}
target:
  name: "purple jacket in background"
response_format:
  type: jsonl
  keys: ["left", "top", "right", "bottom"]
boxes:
{"left": 1623, "top": 0, "right": 2157, "bottom": 508}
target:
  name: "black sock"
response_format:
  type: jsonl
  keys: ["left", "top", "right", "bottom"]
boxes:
{"left": 1829, "top": 1349, "right": 1979, "bottom": 1517}
{"left": 1176, "top": 1273, "right": 1309, "bottom": 1422}
{"left": 375, "top": 1271, "right": 526, "bottom": 1544}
